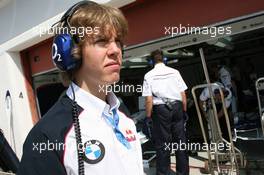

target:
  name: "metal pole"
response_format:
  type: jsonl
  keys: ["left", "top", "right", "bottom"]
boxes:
{"left": 256, "top": 77, "right": 264, "bottom": 136}
{"left": 199, "top": 48, "right": 222, "bottom": 138}
{"left": 191, "top": 85, "right": 214, "bottom": 175}
{"left": 199, "top": 48, "right": 211, "bottom": 85}
{"left": 198, "top": 48, "right": 243, "bottom": 173}
{"left": 199, "top": 48, "right": 224, "bottom": 173}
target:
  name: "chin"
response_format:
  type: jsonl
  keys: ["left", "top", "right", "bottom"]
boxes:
{"left": 104, "top": 74, "right": 120, "bottom": 85}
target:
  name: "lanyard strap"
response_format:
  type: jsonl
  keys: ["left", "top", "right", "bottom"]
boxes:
{"left": 103, "top": 109, "right": 131, "bottom": 149}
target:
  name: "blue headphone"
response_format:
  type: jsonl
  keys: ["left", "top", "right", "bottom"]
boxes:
{"left": 148, "top": 57, "right": 168, "bottom": 66}
{"left": 148, "top": 50, "right": 168, "bottom": 66}
{"left": 52, "top": 1, "right": 94, "bottom": 71}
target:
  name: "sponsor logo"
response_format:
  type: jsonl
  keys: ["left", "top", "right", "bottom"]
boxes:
{"left": 83, "top": 140, "right": 105, "bottom": 164}
{"left": 125, "top": 130, "right": 136, "bottom": 142}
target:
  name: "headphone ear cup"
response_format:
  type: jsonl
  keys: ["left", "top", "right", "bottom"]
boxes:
{"left": 163, "top": 57, "right": 168, "bottom": 65}
{"left": 52, "top": 34, "right": 81, "bottom": 71}
{"left": 148, "top": 58, "right": 154, "bottom": 66}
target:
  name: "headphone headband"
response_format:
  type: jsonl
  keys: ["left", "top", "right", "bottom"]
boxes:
{"left": 52, "top": 1, "right": 94, "bottom": 72}
{"left": 60, "top": 1, "right": 92, "bottom": 23}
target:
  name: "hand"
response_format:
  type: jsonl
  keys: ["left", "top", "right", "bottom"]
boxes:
{"left": 143, "top": 117, "right": 153, "bottom": 139}
{"left": 183, "top": 112, "right": 189, "bottom": 122}
{"left": 145, "top": 117, "right": 153, "bottom": 126}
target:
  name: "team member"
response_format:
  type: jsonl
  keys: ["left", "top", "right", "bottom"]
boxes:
{"left": 211, "top": 62, "right": 232, "bottom": 89}
{"left": 211, "top": 62, "right": 238, "bottom": 115}
{"left": 199, "top": 78, "right": 233, "bottom": 142}
{"left": 199, "top": 75, "right": 234, "bottom": 173}
{"left": 219, "top": 65, "right": 232, "bottom": 89}
{"left": 142, "top": 49, "right": 189, "bottom": 175}
{"left": 17, "top": 1, "right": 144, "bottom": 175}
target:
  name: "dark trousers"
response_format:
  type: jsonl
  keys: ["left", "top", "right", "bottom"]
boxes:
{"left": 152, "top": 102, "right": 189, "bottom": 175}
{"left": 219, "top": 108, "right": 234, "bottom": 142}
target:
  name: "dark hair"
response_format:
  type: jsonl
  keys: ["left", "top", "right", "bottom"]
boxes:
{"left": 214, "top": 88, "right": 229, "bottom": 97}
{"left": 150, "top": 49, "right": 163, "bottom": 63}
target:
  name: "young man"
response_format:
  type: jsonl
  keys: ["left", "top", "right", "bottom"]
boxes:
{"left": 17, "top": 1, "right": 143, "bottom": 175}
{"left": 142, "top": 49, "right": 189, "bottom": 175}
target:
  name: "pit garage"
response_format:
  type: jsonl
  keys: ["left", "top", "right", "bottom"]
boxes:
{"left": 22, "top": 12, "right": 264, "bottom": 174}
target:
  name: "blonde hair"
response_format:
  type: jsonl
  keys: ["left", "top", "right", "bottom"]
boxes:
{"left": 57, "top": 2, "right": 128, "bottom": 86}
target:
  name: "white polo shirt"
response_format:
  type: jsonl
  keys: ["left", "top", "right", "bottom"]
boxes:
{"left": 64, "top": 83, "right": 144, "bottom": 175}
{"left": 199, "top": 82, "right": 232, "bottom": 108}
{"left": 142, "top": 63, "right": 187, "bottom": 105}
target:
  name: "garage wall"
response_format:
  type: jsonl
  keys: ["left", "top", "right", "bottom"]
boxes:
{"left": 0, "top": 52, "right": 32, "bottom": 159}
{"left": 123, "top": 0, "right": 264, "bottom": 46}
{"left": 0, "top": 0, "right": 83, "bottom": 45}
{"left": 0, "top": 0, "right": 132, "bottom": 45}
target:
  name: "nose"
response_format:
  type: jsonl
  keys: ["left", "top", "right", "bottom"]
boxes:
{"left": 107, "top": 41, "right": 121, "bottom": 57}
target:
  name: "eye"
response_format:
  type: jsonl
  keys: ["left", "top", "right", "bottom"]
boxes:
{"left": 115, "top": 39, "right": 123, "bottom": 48}
{"left": 94, "top": 37, "right": 109, "bottom": 47}
{"left": 94, "top": 38, "right": 108, "bottom": 46}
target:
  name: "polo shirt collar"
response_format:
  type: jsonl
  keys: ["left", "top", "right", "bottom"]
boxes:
{"left": 66, "top": 82, "right": 120, "bottom": 117}
{"left": 154, "top": 62, "right": 165, "bottom": 68}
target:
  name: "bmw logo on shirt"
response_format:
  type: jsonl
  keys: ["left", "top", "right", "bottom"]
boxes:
{"left": 83, "top": 140, "right": 105, "bottom": 164}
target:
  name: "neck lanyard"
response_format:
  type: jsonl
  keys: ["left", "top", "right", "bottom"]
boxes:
{"left": 103, "top": 109, "right": 131, "bottom": 149}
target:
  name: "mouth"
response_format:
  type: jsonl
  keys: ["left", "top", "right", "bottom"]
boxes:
{"left": 104, "top": 62, "right": 120, "bottom": 70}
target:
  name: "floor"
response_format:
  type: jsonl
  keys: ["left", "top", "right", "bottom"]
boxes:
{"left": 144, "top": 151, "right": 264, "bottom": 175}
{"left": 143, "top": 128, "right": 264, "bottom": 175}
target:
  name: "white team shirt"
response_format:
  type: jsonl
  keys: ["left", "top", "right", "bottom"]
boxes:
{"left": 64, "top": 83, "right": 144, "bottom": 175}
{"left": 219, "top": 66, "right": 232, "bottom": 88}
{"left": 142, "top": 63, "right": 187, "bottom": 105}
{"left": 199, "top": 82, "right": 232, "bottom": 108}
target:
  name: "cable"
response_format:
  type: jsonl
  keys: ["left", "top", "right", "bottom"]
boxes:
{"left": 70, "top": 84, "right": 85, "bottom": 175}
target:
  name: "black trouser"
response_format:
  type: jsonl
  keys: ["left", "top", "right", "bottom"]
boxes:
{"left": 219, "top": 108, "right": 234, "bottom": 142}
{"left": 152, "top": 102, "right": 189, "bottom": 175}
